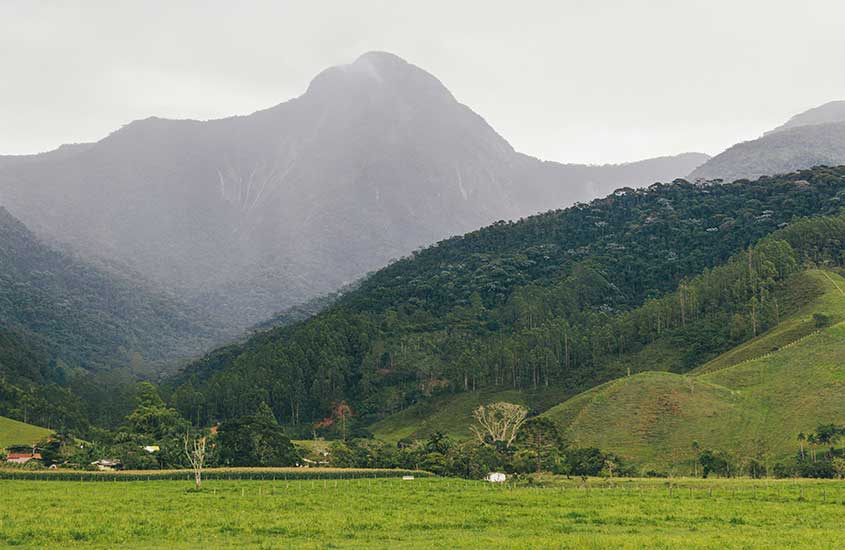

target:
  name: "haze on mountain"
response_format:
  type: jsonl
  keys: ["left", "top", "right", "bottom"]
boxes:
{"left": 0, "top": 52, "right": 707, "bottom": 329}
{"left": 0, "top": 206, "right": 223, "bottom": 381}
{"left": 690, "top": 100, "right": 845, "bottom": 182}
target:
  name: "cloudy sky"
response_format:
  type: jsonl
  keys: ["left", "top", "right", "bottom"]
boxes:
{"left": 2, "top": 0, "right": 844, "bottom": 163}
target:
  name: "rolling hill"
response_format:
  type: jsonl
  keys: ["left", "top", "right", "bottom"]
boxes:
{"left": 0, "top": 51, "right": 707, "bottom": 329}
{"left": 0, "top": 416, "right": 52, "bottom": 450}
{"left": 543, "top": 269, "right": 845, "bottom": 472}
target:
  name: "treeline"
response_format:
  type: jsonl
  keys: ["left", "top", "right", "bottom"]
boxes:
{"left": 692, "top": 423, "right": 845, "bottom": 479}
{"left": 171, "top": 167, "right": 845, "bottom": 428}
{"left": 6, "top": 393, "right": 627, "bottom": 481}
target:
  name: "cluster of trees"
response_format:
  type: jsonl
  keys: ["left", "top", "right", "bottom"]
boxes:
{"left": 328, "top": 403, "right": 627, "bottom": 479}
{"left": 7, "top": 383, "right": 300, "bottom": 472}
{"left": 691, "top": 423, "right": 845, "bottom": 480}
{"left": 771, "top": 424, "right": 845, "bottom": 478}
{"left": 10, "top": 396, "right": 628, "bottom": 483}
{"left": 170, "top": 168, "right": 845, "bottom": 430}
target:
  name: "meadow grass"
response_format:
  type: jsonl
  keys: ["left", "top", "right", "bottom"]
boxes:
{"left": 0, "top": 416, "right": 52, "bottom": 450}
{"left": 2, "top": 476, "right": 845, "bottom": 548}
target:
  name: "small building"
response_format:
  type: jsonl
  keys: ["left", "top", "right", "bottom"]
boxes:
{"left": 91, "top": 459, "right": 122, "bottom": 471}
{"left": 6, "top": 452, "right": 42, "bottom": 464}
{"left": 485, "top": 472, "right": 507, "bottom": 483}
{"left": 142, "top": 445, "right": 160, "bottom": 453}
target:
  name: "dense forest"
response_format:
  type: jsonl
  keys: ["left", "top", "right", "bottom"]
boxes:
{"left": 0, "top": 207, "right": 228, "bottom": 432}
{"left": 170, "top": 166, "right": 845, "bottom": 432}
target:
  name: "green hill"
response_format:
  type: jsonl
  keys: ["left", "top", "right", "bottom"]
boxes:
{"left": 543, "top": 269, "right": 845, "bottom": 472}
{"left": 172, "top": 166, "right": 845, "bottom": 430}
{"left": 0, "top": 415, "right": 52, "bottom": 450}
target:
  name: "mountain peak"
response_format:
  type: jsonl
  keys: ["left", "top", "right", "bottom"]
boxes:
{"left": 305, "top": 51, "right": 453, "bottom": 102}
{"left": 353, "top": 50, "right": 408, "bottom": 67}
{"left": 767, "top": 100, "right": 845, "bottom": 134}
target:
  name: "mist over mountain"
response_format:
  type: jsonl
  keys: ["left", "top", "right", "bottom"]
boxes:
{"left": 690, "top": 101, "right": 845, "bottom": 182}
{"left": 767, "top": 101, "right": 845, "bottom": 134}
{"left": 0, "top": 52, "right": 707, "bottom": 328}
{"left": 0, "top": 207, "right": 224, "bottom": 381}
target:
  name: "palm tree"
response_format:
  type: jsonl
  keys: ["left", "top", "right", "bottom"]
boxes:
{"left": 691, "top": 440, "right": 701, "bottom": 476}
{"left": 808, "top": 433, "right": 818, "bottom": 462}
{"left": 797, "top": 432, "right": 806, "bottom": 461}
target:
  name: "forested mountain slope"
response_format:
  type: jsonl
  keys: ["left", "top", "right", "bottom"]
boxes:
{"left": 0, "top": 52, "right": 706, "bottom": 328}
{"left": 171, "top": 166, "right": 845, "bottom": 430}
{"left": 0, "top": 207, "right": 224, "bottom": 381}
{"left": 544, "top": 269, "right": 845, "bottom": 471}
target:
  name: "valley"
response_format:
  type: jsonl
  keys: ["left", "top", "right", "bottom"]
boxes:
{"left": 4, "top": 19, "right": 845, "bottom": 547}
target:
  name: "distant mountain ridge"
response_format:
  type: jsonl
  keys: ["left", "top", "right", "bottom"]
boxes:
{"left": 767, "top": 101, "right": 845, "bottom": 134}
{"left": 690, "top": 100, "right": 845, "bottom": 182}
{"left": 0, "top": 51, "right": 707, "bottom": 329}
{"left": 0, "top": 207, "right": 224, "bottom": 381}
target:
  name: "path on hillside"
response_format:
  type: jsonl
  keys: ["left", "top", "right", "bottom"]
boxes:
{"left": 822, "top": 271, "right": 845, "bottom": 296}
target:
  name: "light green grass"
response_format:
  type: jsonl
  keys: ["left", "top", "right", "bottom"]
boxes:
{"left": 3, "top": 477, "right": 845, "bottom": 548}
{"left": 544, "top": 269, "right": 845, "bottom": 472}
{"left": 0, "top": 416, "right": 52, "bottom": 450}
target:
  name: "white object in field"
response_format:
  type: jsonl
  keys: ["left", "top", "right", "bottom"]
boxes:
{"left": 402, "top": 475, "right": 415, "bottom": 480}
{"left": 485, "top": 472, "right": 507, "bottom": 483}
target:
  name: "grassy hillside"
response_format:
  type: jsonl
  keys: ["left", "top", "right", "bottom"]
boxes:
{"left": 0, "top": 416, "right": 52, "bottom": 450}
{"left": 544, "top": 269, "right": 845, "bottom": 472}
{"left": 692, "top": 269, "right": 843, "bottom": 375}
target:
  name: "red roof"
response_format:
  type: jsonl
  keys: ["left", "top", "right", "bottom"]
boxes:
{"left": 7, "top": 453, "right": 41, "bottom": 460}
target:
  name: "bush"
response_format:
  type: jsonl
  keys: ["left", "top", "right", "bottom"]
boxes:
{"left": 813, "top": 313, "right": 832, "bottom": 328}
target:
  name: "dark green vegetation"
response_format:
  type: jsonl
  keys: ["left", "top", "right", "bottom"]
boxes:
{"left": 0, "top": 208, "right": 227, "bottom": 432}
{"left": 544, "top": 268, "right": 845, "bottom": 474}
{"left": 4, "top": 477, "right": 845, "bottom": 548}
{"left": 172, "top": 166, "right": 845, "bottom": 435}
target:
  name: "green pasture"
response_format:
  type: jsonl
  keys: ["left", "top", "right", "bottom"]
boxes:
{"left": 3, "top": 476, "right": 845, "bottom": 548}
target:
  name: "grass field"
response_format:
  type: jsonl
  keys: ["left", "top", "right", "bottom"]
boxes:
{"left": 544, "top": 269, "right": 845, "bottom": 471}
{"left": 0, "top": 416, "right": 52, "bottom": 450}
{"left": 3, "top": 476, "right": 845, "bottom": 548}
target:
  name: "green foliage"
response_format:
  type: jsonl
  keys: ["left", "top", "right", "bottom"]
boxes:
{"left": 545, "top": 269, "right": 845, "bottom": 472}
{"left": 174, "top": 167, "right": 845, "bottom": 430}
{"left": 0, "top": 208, "right": 229, "bottom": 432}
{"left": 698, "top": 449, "right": 734, "bottom": 478}
{"left": 217, "top": 404, "right": 299, "bottom": 467}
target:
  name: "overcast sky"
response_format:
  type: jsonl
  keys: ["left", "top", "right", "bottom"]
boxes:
{"left": 2, "top": 0, "right": 844, "bottom": 163}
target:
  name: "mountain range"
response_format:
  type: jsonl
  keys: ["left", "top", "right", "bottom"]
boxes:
{"left": 690, "top": 101, "right": 845, "bottom": 182}
{"left": 0, "top": 52, "right": 708, "bottom": 329}
{"left": 0, "top": 206, "right": 224, "bottom": 382}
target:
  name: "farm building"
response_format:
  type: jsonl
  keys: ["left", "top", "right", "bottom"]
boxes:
{"left": 6, "top": 452, "right": 42, "bottom": 464}
{"left": 91, "top": 459, "right": 122, "bottom": 471}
